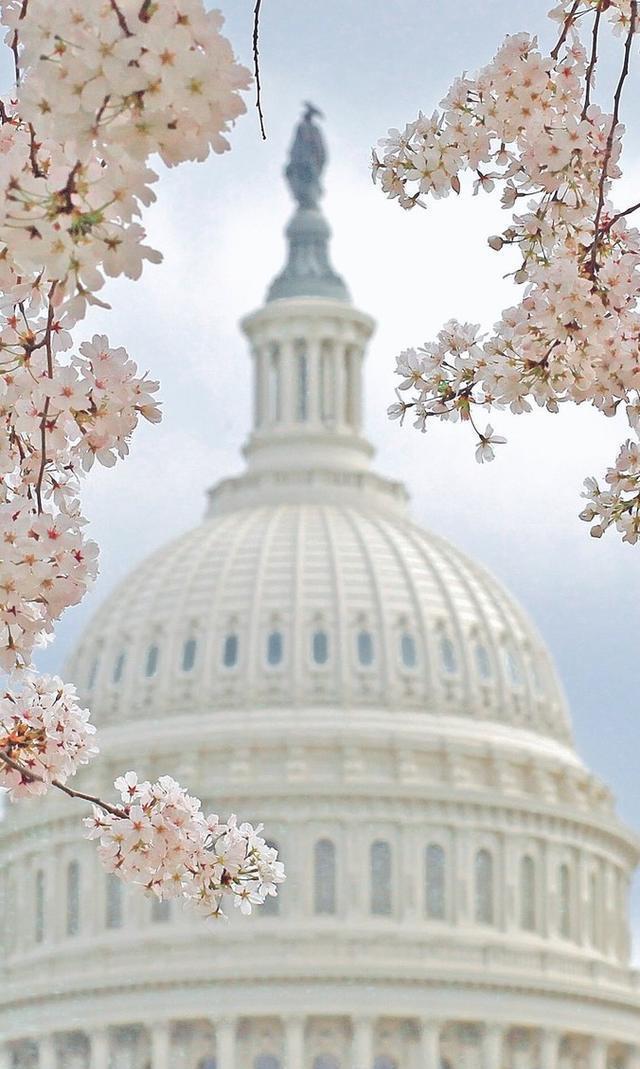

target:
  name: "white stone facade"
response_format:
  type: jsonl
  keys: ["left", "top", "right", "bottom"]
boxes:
{"left": 1, "top": 122, "right": 640, "bottom": 1069}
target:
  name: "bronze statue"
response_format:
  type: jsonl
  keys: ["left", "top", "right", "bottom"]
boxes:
{"left": 285, "top": 103, "right": 327, "bottom": 210}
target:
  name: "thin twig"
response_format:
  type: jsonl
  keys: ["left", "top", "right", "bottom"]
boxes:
{"left": 108, "top": 0, "right": 132, "bottom": 36}
{"left": 582, "top": 2, "right": 604, "bottom": 119}
{"left": 34, "top": 291, "right": 55, "bottom": 514}
{"left": 0, "top": 750, "right": 126, "bottom": 819}
{"left": 588, "top": 0, "right": 638, "bottom": 278}
{"left": 253, "top": 0, "right": 267, "bottom": 140}
{"left": 551, "top": 0, "right": 582, "bottom": 60}
{"left": 607, "top": 198, "right": 640, "bottom": 230}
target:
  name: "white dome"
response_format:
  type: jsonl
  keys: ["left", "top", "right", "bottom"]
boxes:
{"left": 70, "top": 500, "right": 572, "bottom": 750}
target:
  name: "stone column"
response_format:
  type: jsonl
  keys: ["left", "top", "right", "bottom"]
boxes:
{"left": 418, "top": 1020, "right": 441, "bottom": 1069}
{"left": 352, "top": 1017, "right": 374, "bottom": 1069}
{"left": 216, "top": 1018, "right": 237, "bottom": 1069}
{"left": 540, "top": 1030, "right": 559, "bottom": 1069}
{"left": 588, "top": 1038, "right": 608, "bottom": 1069}
{"left": 0, "top": 1043, "right": 12, "bottom": 1069}
{"left": 284, "top": 1017, "right": 306, "bottom": 1069}
{"left": 39, "top": 1035, "right": 56, "bottom": 1069}
{"left": 627, "top": 1047, "right": 640, "bottom": 1069}
{"left": 150, "top": 1022, "right": 171, "bottom": 1069}
{"left": 307, "top": 338, "right": 321, "bottom": 425}
{"left": 90, "top": 1029, "right": 110, "bottom": 1069}
{"left": 482, "top": 1025, "right": 502, "bottom": 1069}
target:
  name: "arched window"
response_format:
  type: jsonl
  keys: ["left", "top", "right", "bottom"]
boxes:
{"left": 374, "top": 1058, "right": 397, "bottom": 1069}
{"left": 151, "top": 896, "right": 171, "bottom": 924}
{"left": 113, "top": 651, "right": 126, "bottom": 684}
{"left": 222, "top": 633, "right": 238, "bottom": 668}
{"left": 475, "top": 644, "right": 491, "bottom": 680}
{"left": 320, "top": 342, "right": 335, "bottom": 424}
{"left": 559, "top": 863, "right": 571, "bottom": 938}
{"left": 370, "top": 840, "right": 392, "bottom": 916}
{"left": 357, "top": 630, "right": 374, "bottom": 667}
{"left": 440, "top": 636, "right": 457, "bottom": 674}
{"left": 312, "top": 630, "right": 329, "bottom": 666}
{"left": 87, "top": 657, "right": 99, "bottom": 690}
{"left": 266, "top": 630, "right": 284, "bottom": 666}
{"left": 261, "top": 840, "right": 280, "bottom": 916}
{"left": 268, "top": 345, "right": 281, "bottom": 423}
{"left": 254, "top": 1056, "right": 281, "bottom": 1069}
{"left": 35, "top": 868, "right": 45, "bottom": 944}
{"left": 505, "top": 646, "right": 523, "bottom": 685}
{"left": 295, "top": 340, "right": 308, "bottom": 421}
{"left": 425, "top": 843, "right": 446, "bottom": 920}
{"left": 474, "top": 849, "right": 494, "bottom": 925}
{"left": 66, "top": 860, "right": 80, "bottom": 936}
{"left": 182, "top": 637, "right": 197, "bottom": 672}
{"left": 314, "top": 838, "right": 336, "bottom": 915}
{"left": 520, "top": 855, "right": 536, "bottom": 932}
{"left": 198, "top": 1060, "right": 217, "bottom": 1069}
{"left": 106, "top": 872, "right": 123, "bottom": 930}
{"left": 400, "top": 632, "right": 417, "bottom": 668}
{"left": 144, "top": 644, "right": 159, "bottom": 678}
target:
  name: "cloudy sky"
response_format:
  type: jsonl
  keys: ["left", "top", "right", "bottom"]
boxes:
{"left": 31, "top": 1, "right": 640, "bottom": 935}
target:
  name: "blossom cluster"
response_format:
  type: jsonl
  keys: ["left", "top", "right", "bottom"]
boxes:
{"left": 85, "top": 772, "right": 285, "bottom": 920}
{"left": 1, "top": 332, "right": 160, "bottom": 671}
{"left": 0, "top": 0, "right": 248, "bottom": 671}
{"left": 0, "top": 673, "right": 97, "bottom": 798}
{"left": 374, "top": 3, "right": 640, "bottom": 541}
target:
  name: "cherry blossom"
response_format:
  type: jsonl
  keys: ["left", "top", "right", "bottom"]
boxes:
{"left": 84, "top": 774, "right": 285, "bottom": 921}
{"left": 374, "top": 1, "right": 640, "bottom": 542}
{"left": 0, "top": 673, "right": 97, "bottom": 798}
{"left": 0, "top": 1, "right": 285, "bottom": 922}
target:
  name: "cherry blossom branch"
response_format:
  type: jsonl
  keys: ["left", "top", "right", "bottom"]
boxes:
{"left": 582, "top": 1, "right": 604, "bottom": 118}
{"left": 589, "top": 0, "right": 637, "bottom": 277}
{"left": 108, "top": 0, "right": 132, "bottom": 37}
{"left": 253, "top": 0, "right": 267, "bottom": 140}
{"left": 0, "top": 750, "right": 126, "bottom": 818}
{"left": 551, "top": 0, "right": 582, "bottom": 60}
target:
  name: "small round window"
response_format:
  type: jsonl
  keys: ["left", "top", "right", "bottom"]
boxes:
{"left": 440, "top": 637, "right": 457, "bottom": 674}
{"left": 267, "top": 630, "right": 284, "bottom": 666}
{"left": 400, "top": 632, "right": 417, "bottom": 668}
{"left": 112, "top": 651, "right": 125, "bottom": 684}
{"left": 476, "top": 644, "right": 491, "bottom": 680}
{"left": 312, "top": 630, "right": 329, "bottom": 665}
{"left": 182, "top": 637, "right": 197, "bottom": 672}
{"left": 144, "top": 644, "right": 159, "bottom": 678}
{"left": 222, "top": 633, "right": 238, "bottom": 668}
{"left": 357, "top": 630, "right": 374, "bottom": 666}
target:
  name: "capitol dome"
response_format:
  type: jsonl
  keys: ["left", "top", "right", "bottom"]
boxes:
{"left": 2, "top": 108, "right": 640, "bottom": 1069}
{"left": 69, "top": 497, "right": 572, "bottom": 751}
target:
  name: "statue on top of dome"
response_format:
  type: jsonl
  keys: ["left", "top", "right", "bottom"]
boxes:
{"left": 285, "top": 102, "right": 326, "bottom": 210}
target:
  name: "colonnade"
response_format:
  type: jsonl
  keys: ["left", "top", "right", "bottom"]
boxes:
{"left": 2, "top": 1018, "right": 639, "bottom": 1069}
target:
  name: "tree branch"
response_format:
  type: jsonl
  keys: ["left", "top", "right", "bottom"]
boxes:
{"left": 0, "top": 749, "right": 126, "bottom": 819}
{"left": 582, "top": 2, "right": 603, "bottom": 119}
{"left": 588, "top": 0, "right": 637, "bottom": 278}
{"left": 253, "top": 0, "right": 267, "bottom": 140}
{"left": 551, "top": 0, "right": 582, "bottom": 61}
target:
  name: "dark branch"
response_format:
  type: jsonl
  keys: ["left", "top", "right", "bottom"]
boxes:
{"left": 0, "top": 750, "right": 126, "bottom": 819}
{"left": 582, "top": 2, "right": 603, "bottom": 119}
{"left": 253, "top": 0, "right": 267, "bottom": 140}
{"left": 551, "top": 0, "right": 582, "bottom": 61}
{"left": 588, "top": 0, "right": 638, "bottom": 278}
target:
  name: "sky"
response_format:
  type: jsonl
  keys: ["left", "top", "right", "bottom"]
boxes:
{"left": 26, "top": 1, "right": 640, "bottom": 935}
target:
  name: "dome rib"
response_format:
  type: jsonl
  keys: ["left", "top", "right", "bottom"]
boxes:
{"left": 319, "top": 504, "right": 349, "bottom": 706}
